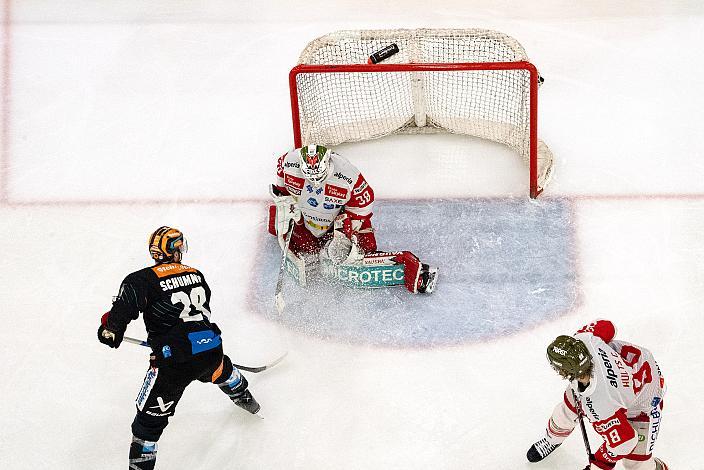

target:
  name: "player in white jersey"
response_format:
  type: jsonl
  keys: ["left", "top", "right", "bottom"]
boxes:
{"left": 527, "top": 320, "right": 668, "bottom": 470}
{"left": 268, "top": 144, "right": 437, "bottom": 293}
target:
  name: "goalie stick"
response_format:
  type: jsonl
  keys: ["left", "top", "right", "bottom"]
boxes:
{"left": 122, "top": 336, "right": 287, "bottom": 373}
{"left": 274, "top": 218, "right": 295, "bottom": 314}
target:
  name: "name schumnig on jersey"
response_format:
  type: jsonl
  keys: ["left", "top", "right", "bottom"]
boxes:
{"left": 160, "top": 274, "right": 202, "bottom": 291}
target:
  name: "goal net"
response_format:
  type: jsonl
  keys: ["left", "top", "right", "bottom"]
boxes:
{"left": 288, "top": 28, "right": 554, "bottom": 198}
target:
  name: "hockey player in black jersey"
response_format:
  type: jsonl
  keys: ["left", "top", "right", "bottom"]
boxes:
{"left": 98, "top": 226, "right": 260, "bottom": 470}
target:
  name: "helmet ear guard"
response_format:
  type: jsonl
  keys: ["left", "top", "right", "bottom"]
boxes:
{"left": 148, "top": 226, "right": 188, "bottom": 263}
{"left": 546, "top": 335, "right": 593, "bottom": 381}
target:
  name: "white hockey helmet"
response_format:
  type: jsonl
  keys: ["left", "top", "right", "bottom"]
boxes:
{"left": 299, "top": 144, "right": 331, "bottom": 186}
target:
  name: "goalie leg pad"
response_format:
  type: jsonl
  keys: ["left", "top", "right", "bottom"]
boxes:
{"left": 320, "top": 252, "right": 405, "bottom": 288}
{"left": 268, "top": 205, "right": 277, "bottom": 236}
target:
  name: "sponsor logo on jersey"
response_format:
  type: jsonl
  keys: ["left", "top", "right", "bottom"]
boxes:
{"left": 584, "top": 397, "right": 600, "bottom": 420}
{"left": 305, "top": 219, "right": 329, "bottom": 231}
{"left": 159, "top": 273, "right": 202, "bottom": 291}
{"left": 594, "top": 416, "right": 621, "bottom": 433}
{"left": 188, "top": 331, "right": 222, "bottom": 355}
{"left": 648, "top": 397, "right": 662, "bottom": 453}
{"left": 306, "top": 184, "right": 314, "bottom": 193}
{"left": 284, "top": 173, "right": 304, "bottom": 194}
{"left": 323, "top": 203, "right": 336, "bottom": 210}
{"left": 333, "top": 171, "right": 353, "bottom": 185}
{"left": 598, "top": 348, "right": 619, "bottom": 387}
{"left": 152, "top": 263, "right": 197, "bottom": 278}
{"left": 325, "top": 184, "right": 348, "bottom": 199}
{"left": 307, "top": 197, "right": 318, "bottom": 207}
{"left": 284, "top": 161, "right": 300, "bottom": 168}
{"left": 315, "top": 187, "right": 323, "bottom": 195}
{"left": 352, "top": 179, "right": 368, "bottom": 194}
{"left": 307, "top": 214, "right": 330, "bottom": 223}
{"left": 324, "top": 196, "right": 345, "bottom": 205}
{"left": 161, "top": 345, "right": 172, "bottom": 358}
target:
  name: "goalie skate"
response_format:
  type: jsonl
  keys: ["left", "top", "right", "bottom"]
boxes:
{"left": 417, "top": 264, "right": 438, "bottom": 294}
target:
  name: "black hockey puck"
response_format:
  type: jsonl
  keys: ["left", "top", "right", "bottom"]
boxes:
{"left": 368, "top": 43, "right": 400, "bottom": 64}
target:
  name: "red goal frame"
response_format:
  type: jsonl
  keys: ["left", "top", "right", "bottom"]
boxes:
{"left": 289, "top": 61, "right": 543, "bottom": 198}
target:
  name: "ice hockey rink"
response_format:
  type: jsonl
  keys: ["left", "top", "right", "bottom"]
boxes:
{"left": 1, "top": 1, "right": 702, "bottom": 469}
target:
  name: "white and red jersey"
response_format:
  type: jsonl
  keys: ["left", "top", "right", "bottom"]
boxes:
{"left": 563, "top": 320, "right": 665, "bottom": 466}
{"left": 275, "top": 148, "right": 374, "bottom": 238}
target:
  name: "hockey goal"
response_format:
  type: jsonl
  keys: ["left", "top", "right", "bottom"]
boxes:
{"left": 289, "top": 29, "right": 554, "bottom": 198}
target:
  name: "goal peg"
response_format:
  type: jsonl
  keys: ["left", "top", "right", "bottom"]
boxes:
{"left": 368, "top": 43, "right": 400, "bottom": 64}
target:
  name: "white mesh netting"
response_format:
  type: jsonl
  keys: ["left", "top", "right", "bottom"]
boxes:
{"left": 291, "top": 29, "right": 554, "bottom": 195}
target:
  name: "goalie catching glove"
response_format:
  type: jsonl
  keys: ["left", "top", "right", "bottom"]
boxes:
{"left": 323, "top": 214, "right": 366, "bottom": 265}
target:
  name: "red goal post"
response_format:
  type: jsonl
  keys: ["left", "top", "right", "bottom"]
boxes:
{"left": 288, "top": 29, "right": 554, "bottom": 198}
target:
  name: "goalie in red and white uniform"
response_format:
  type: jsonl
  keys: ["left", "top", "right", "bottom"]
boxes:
{"left": 527, "top": 320, "right": 668, "bottom": 470}
{"left": 268, "top": 144, "right": 437, "bottom": 294}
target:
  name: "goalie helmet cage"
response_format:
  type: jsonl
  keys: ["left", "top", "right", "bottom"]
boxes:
{"left": 288, "top": 28, "right": 554, "bottom": 198}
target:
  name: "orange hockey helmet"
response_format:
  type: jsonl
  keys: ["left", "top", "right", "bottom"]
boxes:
{"left": 148, "top": 226, "right": 188, "bottom": 263}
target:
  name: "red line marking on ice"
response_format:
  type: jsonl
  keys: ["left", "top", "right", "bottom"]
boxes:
{"left": 4, "top": 193, "right": 704, "bottom": 208}
{"left": 1, "top": 0, "right": 12, "bottom": 204}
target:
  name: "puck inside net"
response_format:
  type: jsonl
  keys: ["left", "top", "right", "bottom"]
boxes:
{"left": 368, "top": 43, "right": 400, "bottom": 64}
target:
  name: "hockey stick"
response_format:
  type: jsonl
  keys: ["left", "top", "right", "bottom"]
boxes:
{"left": 274, "top": 218, "right": 295, "bottom": 314}
{"left": 122, "top": 336, "right": 287, "bottom": 373}
{"left": 572, "top": 389, "right": 592, "bottom": 462}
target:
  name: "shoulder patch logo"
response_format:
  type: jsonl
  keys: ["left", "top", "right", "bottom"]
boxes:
{"left": 284, "top": 173, "right": 305, "bottom": 194}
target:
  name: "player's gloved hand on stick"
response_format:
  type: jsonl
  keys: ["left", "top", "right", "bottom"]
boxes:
{"left": 97, "top": 311, "right": 124, "bottom": 348}
{"left": 583, "top": 453, "right": 616, "bottom": 470}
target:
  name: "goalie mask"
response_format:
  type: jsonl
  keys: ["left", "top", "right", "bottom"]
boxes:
{"left": 299, "top": 144, "right": 331, "bottom": 186}
{"left": 148, "top": 226, "right": 188, "bottom": 263}
{"left": 546, "top": 335, "right": 593, "bottom": 381}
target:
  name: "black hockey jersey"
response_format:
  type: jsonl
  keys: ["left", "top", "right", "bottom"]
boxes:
{"left": 107, "top": 262, "right": 221, "bottom": 362}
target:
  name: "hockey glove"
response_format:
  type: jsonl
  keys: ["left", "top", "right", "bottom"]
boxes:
{"left": 269, "top": 184, "right": 300, "bottom": 249}
{"left": 97, "top": 311, "right": 124, "bottom": 348}
{"left": 584, "top": 452, "right": 617, "bottom": 470}
{"left": 324, "top": 232, "right": 364, "bottom": 265}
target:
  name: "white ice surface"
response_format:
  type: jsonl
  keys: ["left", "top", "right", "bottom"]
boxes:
{"left": 1, "top": 2, "right": 702, "bottom": 469}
